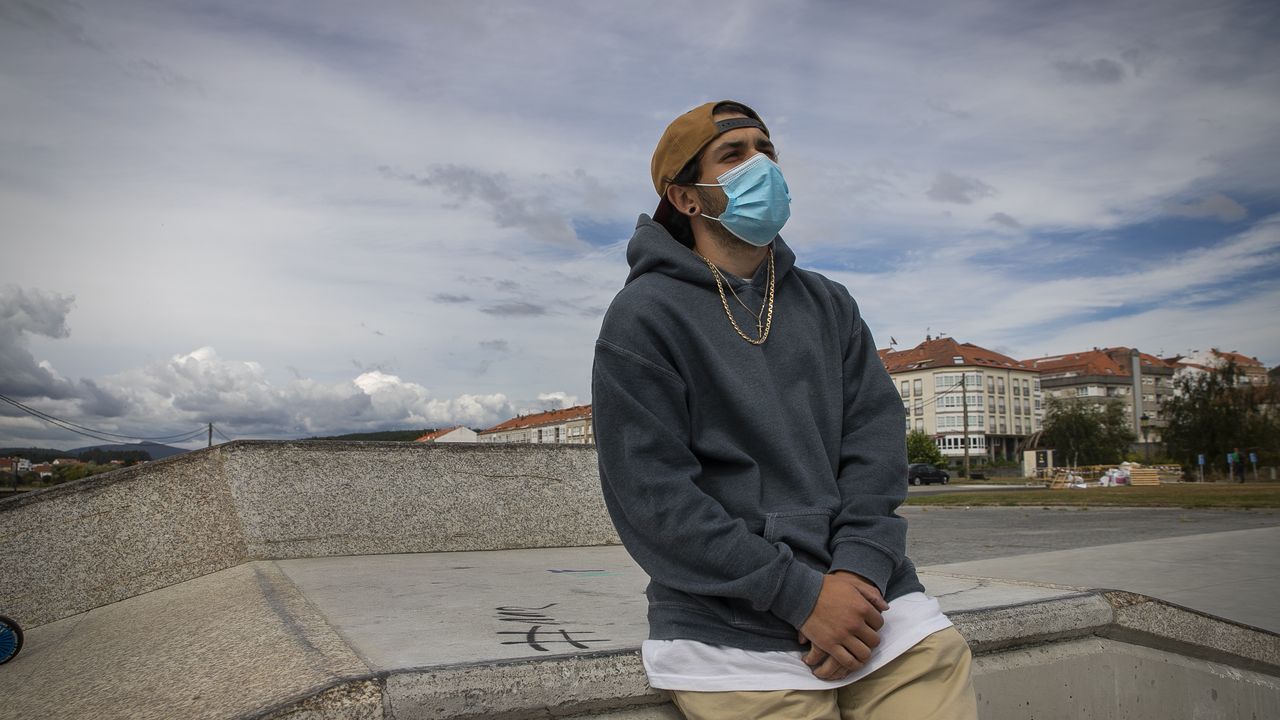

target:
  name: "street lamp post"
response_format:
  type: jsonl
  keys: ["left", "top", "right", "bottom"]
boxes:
{"left": 961, "top": 371, "right": 970, "bottom": 479}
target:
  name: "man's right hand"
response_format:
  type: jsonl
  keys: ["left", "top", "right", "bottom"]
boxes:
{"left": 797, "top": 572, "right": 888, "bottom": 681}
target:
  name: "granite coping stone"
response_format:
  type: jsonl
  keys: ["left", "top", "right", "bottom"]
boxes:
{"left": 4, "top": 546, "right": 1277, "bottom": 720}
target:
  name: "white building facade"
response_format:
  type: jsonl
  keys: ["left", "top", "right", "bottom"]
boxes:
{"left": 883, "top": 337, "right": 1042, "bottom": 464}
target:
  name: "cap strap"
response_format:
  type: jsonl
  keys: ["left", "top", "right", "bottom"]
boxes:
{"left": 714, "top": 117, "right": 765, "bottom": 134}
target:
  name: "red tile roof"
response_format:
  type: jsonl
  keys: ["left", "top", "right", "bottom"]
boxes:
{"left": 1210, "top": 348, "right": 1265, "bottom": 369}
{"left": 879, "top": 337, "right": 1030, "bottom": 373}
{"left": 415, "top": 426, "right": 461, "bottom": 442}
{"left": 1023, "top": 347, "right": 1173, "bottom": 378}
{"left": 479, "top": 404, "right": 593, "bottom": 435}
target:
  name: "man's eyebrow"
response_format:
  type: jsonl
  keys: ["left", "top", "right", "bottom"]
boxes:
{"left": 710, "top": 138, "right": 775, "bottom": 156}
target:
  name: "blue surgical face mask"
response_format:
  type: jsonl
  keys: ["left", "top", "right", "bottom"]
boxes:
{"left": 695, "top": 153, "right": 791, "bottom": 247}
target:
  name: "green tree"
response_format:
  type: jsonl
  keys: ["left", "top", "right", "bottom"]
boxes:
{"left": 1163, "top": 362, "right": 1279, "bottom": 475}
{"left": 1042, "top": 397, "right": 1135, "bottom": 467}
{"left": 906, "top": 429, "right": 945, "bottom": 465}
{"left": 1098, "top": 400, "right": 1137, "bottom": 463}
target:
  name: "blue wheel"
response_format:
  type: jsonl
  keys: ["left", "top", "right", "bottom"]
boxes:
{"left": 0, "top": 615, "right": 22, "bottom": 664}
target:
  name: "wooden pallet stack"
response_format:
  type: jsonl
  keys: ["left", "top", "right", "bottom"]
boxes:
{"left": 1128, "top": 467, "right": 1160, "bottom": 486}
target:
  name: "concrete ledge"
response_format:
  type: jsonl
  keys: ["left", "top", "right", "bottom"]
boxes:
{"left": 1100, "top": 589, "right": 1280, "bottom": 675}
{"left": 2, "top": 441, "right": 616, "bottom": 629}
{"left": 1, "top": 448, "right": 246, "bottom": 628}
{"left": 383, "top": 651, "right": 664, "bottom": 719}
{"left": 224, "top": 442, "right": 614, "bottom": 559}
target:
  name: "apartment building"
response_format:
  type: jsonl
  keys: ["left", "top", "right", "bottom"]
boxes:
{"left": 1170, "top": 348, "right": 1270, "bottom": 387}
{"left": 880, "top": 336, "right": 1041, "bottom": 464}
{"left": 1022, "top": 347, "right": 1174, "bottom": 443}
{"left": 477, "top": 404, "right": 594, "bottom": 444}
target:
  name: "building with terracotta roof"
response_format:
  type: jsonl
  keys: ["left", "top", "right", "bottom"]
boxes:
{"left": 1, "top": 457, "right": 32, "bottom": 474}
{"left": 1169, "top": 348, "right": 1270, "bottom": 387}
{"left": 477, "top": 405, "right": 594, "bottom": 445}
{"left": 879, "top": 336, "right": 1041, "bottom": 464}
{"left": 1022, "top": 347, "right": 1176, "bottom": 443}
{"left": 413, "top": 426, "right": 478, "bottom": 443}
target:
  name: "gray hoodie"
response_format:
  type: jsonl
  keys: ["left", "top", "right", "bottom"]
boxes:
{"left": 592, "top": 215, "right": 923, "bottom": 652}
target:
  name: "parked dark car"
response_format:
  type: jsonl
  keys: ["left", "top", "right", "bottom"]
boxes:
{"left": 908, "top": 463, "right": 950, "bottom": 486}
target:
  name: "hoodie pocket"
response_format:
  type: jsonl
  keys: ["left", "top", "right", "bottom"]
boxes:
{"left": 727, "top": 508, "right": 834, "bottom": 633}
{"left": 763, "top": 508, "right": 834, "bottom": 571}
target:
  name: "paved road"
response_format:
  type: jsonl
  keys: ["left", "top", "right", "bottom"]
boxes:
{"left": 906, "top": 483, "right": 1040, "bottom": 495}
{"left": 903, "top": 505, "right": 1280, "bottom": 566}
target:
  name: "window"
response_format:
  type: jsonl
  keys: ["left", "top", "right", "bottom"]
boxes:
{"left": 1034, "top": 379, "right": 1041, "bottom": 392}
{"left": 905, "top": 418, "right": 911, "bottom": 431}
{"left": 913, "top": 379, "right": 922, "bottom": 396}
{"left": 988, "top": 397, "right": 995, "bottom": 412}
{"left": 1013, "top": 382, "right": 1021, "bottom": 396}
{"left": 998, "top": 378, "right": 1005, "bottom": 394}
{"left": 999, "top": 422, "right": 1007, "bottom": 433}
{"left": 915, "top": 419, "right": 924, "bottom": 431}
{"left": 1022, "top": 379, "right": 1030, "bottom": 394}
{"left": 1076, "top": 386, "right": 1089, "bottom": 397}
{"left": 987, "top": 377, "right": 995, "bottom": 393}
{"left": 1015, "top": 420, "right": 1023, "bottom": 434}
{"left": 900, "top": 381, "right": 909, "bottom": 399}
{"left": 914, "top": 401, "right": 923, "bottom": 416}
{"left": 998, "top": 400, "right": 1006, "bottom": 414}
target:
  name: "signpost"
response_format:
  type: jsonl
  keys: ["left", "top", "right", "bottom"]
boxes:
{"left": 1250, "top": 452, "right": 1259, "bottom": 483}
{"left": 1197, "top": 453, "right": 1205, "bottom": 483}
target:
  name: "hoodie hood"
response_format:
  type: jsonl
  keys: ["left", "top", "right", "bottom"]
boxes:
{"left": 625, "top": 214, "right": 796, "bottom": 289}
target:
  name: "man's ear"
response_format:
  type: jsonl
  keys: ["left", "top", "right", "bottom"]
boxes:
{"left": 666, "top": 183, "right": 698, "bottom": 216}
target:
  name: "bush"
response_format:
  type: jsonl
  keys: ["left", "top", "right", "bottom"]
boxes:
{"left": 906, "top": 430, "right": 945, "bottom": 465}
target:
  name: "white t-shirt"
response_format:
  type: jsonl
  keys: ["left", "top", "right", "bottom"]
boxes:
{"left": 642, "top": 592, "right": 952, "bottom": 691}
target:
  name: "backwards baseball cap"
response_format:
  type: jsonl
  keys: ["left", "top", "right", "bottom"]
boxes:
{"left": 650, "top": 100, "right": 769, "bottom": 228}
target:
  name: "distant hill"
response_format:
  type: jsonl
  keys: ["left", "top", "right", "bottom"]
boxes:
{"left": 0, "top": 447, "right": 73, "bottom": 463}
{"left": 304, "top": 429, "right": 436, "bottom": 442}
{"left": 65, "top": 442, "right": 189, "bottom": 460}
{"left": 1, "top": 441, "right": 188, "bottom": 463}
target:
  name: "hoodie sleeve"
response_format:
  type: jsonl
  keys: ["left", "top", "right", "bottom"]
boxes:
{"left": 826, "top": 292, "right": 910, "bottom": 598}
{"left": 592, "top": 336, "right": 825, "bottom": 629}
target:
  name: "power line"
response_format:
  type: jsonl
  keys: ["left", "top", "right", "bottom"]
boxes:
{"left": 0, "top": 392, "right": 208, "bottom": 445}
{"left": 211, "top": 425, "right": 234, "bottom": 443}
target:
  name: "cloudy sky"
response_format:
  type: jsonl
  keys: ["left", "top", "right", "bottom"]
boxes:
{"left": 3, "top": 0, "right": 1278, "bottom": 449}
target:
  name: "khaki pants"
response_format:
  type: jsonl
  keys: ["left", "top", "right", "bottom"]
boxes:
{"left": 670, "top": 626, "right": 977, "bottom": 720}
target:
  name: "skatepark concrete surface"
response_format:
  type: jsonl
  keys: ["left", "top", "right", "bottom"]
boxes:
{"left": 2, "top": 441, "right": 1278, "bottom": 719}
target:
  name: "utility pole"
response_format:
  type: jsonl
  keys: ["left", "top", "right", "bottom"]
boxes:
{"left": 961, "top": 371, "right": 970, "bottom": 479}
{"left": 1129, "top": 348, "right": 1144, "bottom": 440}
{"left": 208, "top": 422, "right": 213, "bottom": 448}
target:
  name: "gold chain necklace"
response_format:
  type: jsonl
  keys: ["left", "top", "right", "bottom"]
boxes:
{"left": 724, "top": 274, "right": 765, "bottom": 330}
{"left": 695, "top": 248, "right": 776, "bottom": 345}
